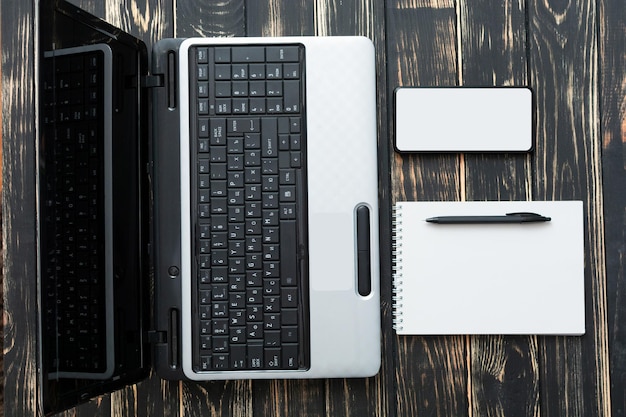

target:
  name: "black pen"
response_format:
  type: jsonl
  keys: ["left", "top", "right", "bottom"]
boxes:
{"left": 425, "top": 212, "right": 551, "bottom": 224}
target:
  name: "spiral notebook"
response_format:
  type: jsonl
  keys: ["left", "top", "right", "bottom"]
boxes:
{"left": 392, "top": 201, "right": 585, "bottom": 335}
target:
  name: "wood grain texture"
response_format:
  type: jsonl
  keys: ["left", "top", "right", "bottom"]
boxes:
{"left": 459, "top": 1, "right": 540, "bottom": 416}
{"left": 252, "top": 380, "right": 325, "bottom": 417}
{"left": 528, "top": 1, "right": 610, "bottom": 417}
{"left": 106, "top": 0, "right": 173, "bottom": 47}
{"left": 0, "top": 7, "right": 4, "bottom": 415}
{"left": 386, "top": 2, "right": 468, "bottom": 416}
{"left": 598, "top": 1, "right": 626, "bottom": 416}
{"left": 1, "top": 0, "right": 40, "bottom": 415}
{"left": 66, "top": 0, "right": 105, "bottom": 16}
{"left": 174, "top": 0, "right": 245, "bottom": 38}
{"left": 469, "top": 337, "right": 540, "bottom": 417}
{"left": 245, "top": 0, "right": 314, "bottom": 36}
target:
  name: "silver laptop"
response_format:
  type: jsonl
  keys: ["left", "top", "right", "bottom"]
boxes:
{"left": 38, "top": 0, "right": 380, "bottom": 413}
{"left": 162, "top": 37, "right": 381, "bottom": 380}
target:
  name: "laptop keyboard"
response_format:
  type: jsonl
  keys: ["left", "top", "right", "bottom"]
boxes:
{"left": 41, "top": 49, "right": 111, "bottom": 375}
{"left": 189, "top": 45, "right": 309, "bottom": 371}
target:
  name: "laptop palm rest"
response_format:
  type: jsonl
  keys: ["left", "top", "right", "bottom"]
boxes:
{"left": 308, "top": 211, "right": 366, "bottom": 292}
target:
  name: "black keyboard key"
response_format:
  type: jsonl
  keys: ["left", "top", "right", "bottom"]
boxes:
{"left": 231, "top": 81, "right": 248, "bottom": 96}
{"left": 231, "top": 344, "right": 247, "bottom": 369}
{"left": 249, "top": 344, "right": 264, "bottom": 368}
{"left": 249, "top": 64, "right": 265, "bottom": 79}
{"left": 266, "top": 46, "right": 299, "bottom": 62}
{"left": 214, "top": 64, "right": 231, "bottom": 80}
{"left": 216, "top": 99, "right": 231, "bottom": 114}
{"left": 197, "top": 48, "right": 209, "bottom": 64}
{"left": 214, "top": 47, "right": 230, "bottom": 63}
{"left": 266, "top": 63, "right": 282, "bottom": 79}
{"left": 232, "top": 99, "right": 248, "bottom": 114}
{"left": 282, "top": 309, "right": 298, "bottom": 326}
{"left": 200, "top": 356, "right": 211, "bottom": 371}
{"left": 283, "top": 63, "right": 300, "bottom": 79}
{"left": 280, "top": 220, "right": 298, "bottom": 286}
{"left": 283, "top": 344, "right": 299, "bottom": 369}
{"left": 232, "top": 46, "right": 265, "bottom": 63}
{"left": 200, "top": 335, "right": 212, "bottom": 351}
{"left": 213, "top": 336, "right": 229, "bottom": 352}
{"left": 215, "top": 81, "right": 231, "bottom": 97}
{"left": 198, "top": 65, "right": 209, "bottom": 81}
{"left": 261, "top": 118, "right": 278, "bottom": 157}
{"left": 213, "top": 354, "right": 230, "bottom": 369}
{"left": 282, "top": 327, "right": 298, "bottom": 343}
{"left": 264, "top": 329, "right": 281, "bottom": 346}
{"left": 249, "top": 80, "right": 265, "bottom": 96}
{"left": 283, "top": 81, "right": 300, "bottom": 113}
{"left": 247, "top": 322, "right": 263, "bottom": 339}
{"left": 210, "top": 118, "right": 226, "bottom": 144}
{"left": 282, "top": 288, "right": 298, "bottom": 308}
{"left": 232, "top": 64, "right": 248, "bottom": 80}
{"left": 290, "top": 117, "right": 301, "bottom": 133}
{"left": 265, "top": 348, "right": 281, "bottom": 368}
{"left": 266, "top": 80, "right": 282, "bottom": 96}
{"left": 267, "top": 98, "right": 283, "bottom": 113}
{"left": 213, "top": 319, "right": 229, "bottom": 335}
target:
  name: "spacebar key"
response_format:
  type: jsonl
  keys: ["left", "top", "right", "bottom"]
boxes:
{"left": 280, "top": 220, "right": 298, "bottom": 286}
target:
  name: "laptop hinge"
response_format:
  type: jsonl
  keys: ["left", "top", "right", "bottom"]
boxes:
{"left": 147, "top": 330, "right": 167, "bottom": 344}
{"left": 141, "top": 74, "right": 164, "bottom": 88}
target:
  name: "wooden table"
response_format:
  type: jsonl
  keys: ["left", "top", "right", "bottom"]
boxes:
{"left": 3, "top": 0, "right": 626, "bottom": 416}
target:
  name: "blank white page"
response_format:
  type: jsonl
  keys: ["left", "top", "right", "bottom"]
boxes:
{"left": 392, "top": 201, "right": 584, "bottom": 335}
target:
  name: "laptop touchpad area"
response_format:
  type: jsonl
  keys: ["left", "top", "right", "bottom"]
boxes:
{"left": 308, "top": 212, "right": 355, "bottom": 291}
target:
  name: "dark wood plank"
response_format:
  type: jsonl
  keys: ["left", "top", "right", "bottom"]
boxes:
{"left": 0, "top": 10, "right": 4, "bottom": 416}
{"left": 1, "top": 0, "right": 40, "bottom": 416}
{"left": 386, "top": 1, "right": 468, "bottom": 416}
{"left": 252, "top": 380, "right": 325, "bottom": 417}
{"left": 469, "top": 337, "right": 541, "bottom": 417}
{"left": 395, "top": 336, "right": 468, "bottom": 416}
{"left": 66, "top": 0, "right": 105, "bottom": 16}
{"left": 598, "top": 0, "right": 626, "bottom": 415}
{"left": 528, "top": 1, "right": 610, "bottom": 416}
{"left": 314, "top": 0, "right": 376, "bottom": 36}
{"left": 62, "top": 397, "right": 111, "bottom": 417}
{"left": 175, "top": 0, "right": 245, "bottom": 38}
{"left": 110, "top": 372, "right": 181, "bottom": 417}
{"left": 178, "top": 380, "right": 252, "bottom": 417}
{"left": 245, "top": 0, "right": 314, "bottom": 36}
{"left": 459, "top": 2, "right": 541, "bottom": 416}
{"left": 104, "top": 0, "right": 173, "bottom": 46}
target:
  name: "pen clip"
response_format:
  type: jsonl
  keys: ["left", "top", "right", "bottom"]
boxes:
{"left": 506, "top": 212, "right": 551, "bottom": 220}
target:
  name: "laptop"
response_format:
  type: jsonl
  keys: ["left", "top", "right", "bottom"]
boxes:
{"left": 38, "top": 0, "right": 381, "bottom": 414}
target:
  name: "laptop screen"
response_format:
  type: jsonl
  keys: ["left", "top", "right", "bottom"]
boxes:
{"left": 38, "top": 0, "right": 149, "bottom": 414}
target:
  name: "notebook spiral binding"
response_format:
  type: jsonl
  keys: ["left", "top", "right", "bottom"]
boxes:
{"left": 391, "top": 205, "right": 404, "bottom": 331}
